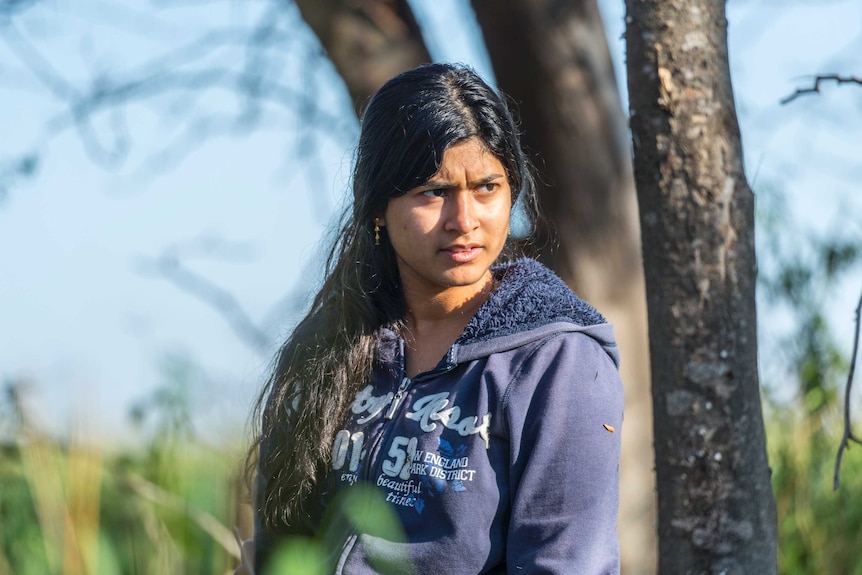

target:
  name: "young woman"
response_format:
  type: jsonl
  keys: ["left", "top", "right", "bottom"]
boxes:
{"left": 246, "top": 63, "right": 623, "bottom": 575}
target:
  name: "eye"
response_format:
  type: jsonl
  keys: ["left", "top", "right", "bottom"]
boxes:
{"left": 421, "top": 189, "right": 447, "bottom": 198}
{"left": 477, "top": 182, "right": 498, "bottom": 194}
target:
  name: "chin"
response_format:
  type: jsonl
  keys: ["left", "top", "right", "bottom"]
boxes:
{"left": 441, "top": 266, "right": 489, "bottom": 287}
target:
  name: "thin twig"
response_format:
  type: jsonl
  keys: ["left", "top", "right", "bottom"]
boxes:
{"left": 0, "top": 20, "right": 79, "bottom": 101}
{"left": 4, "top": 6, "right": 354, "bottom": 179}
{"left": 834, "top": 287, "right": 862, "bottom": 490}
{"left": 137, "top": 251, "right": 273, "bottom": 354}
{"left": 781, "top": 74, "right": 862, "bottom": 105}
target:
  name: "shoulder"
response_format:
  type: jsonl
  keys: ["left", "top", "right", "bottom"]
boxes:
{"left": 516, "top": 329, "right": 621, "bottom": 389}
{"left": 510, "top": 334, "right": 624, "bottom": 427}
{"left": 529, "top": 328, "right": 620, "bottom": 375}
{"left": 503, "top": 331, "right": 623, "bottom": 489}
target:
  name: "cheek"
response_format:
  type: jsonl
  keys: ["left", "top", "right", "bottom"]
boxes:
{"left": 397, "top": 209, "right": 439, "bottom": 235}
{"left": 386, "top": 211, "right": 433, "bottom": 250}
{"left": 493, "top": 205, "right": 513, "bottom": 235}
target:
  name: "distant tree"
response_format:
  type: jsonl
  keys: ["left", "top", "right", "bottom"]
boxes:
{"left": 625, "top": 0, "right": 777, "bottom": 572}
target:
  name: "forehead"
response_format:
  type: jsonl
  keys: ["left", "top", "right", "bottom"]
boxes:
{"left": 429, "top": 138, "right": 505, "bottom": 179}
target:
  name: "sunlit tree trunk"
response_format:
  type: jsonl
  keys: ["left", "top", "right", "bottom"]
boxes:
{"left": 625, "top": 0, "right": 777, "bottom": 572}
{"left": 293, "top": 0, "right": 431, "bottom": 113}
{"left": 471, "top": 1, "right": 655, "bottom": 572}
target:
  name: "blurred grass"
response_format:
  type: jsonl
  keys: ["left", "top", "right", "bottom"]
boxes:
{"left": 0, "top": 441, "right": 248, "bottom": 575}
{"left": 767, "top": 403, "right": 862, "bottom": 575}
{"left": 0, "top": 393, "right": 249, "bottom": 575}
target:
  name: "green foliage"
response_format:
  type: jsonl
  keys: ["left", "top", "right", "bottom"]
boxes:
{"left": 265, "top": 538, "right": 328, "bottom": 575}
{"left": 768, "top": 409, "right": 862, "bottom": 575}
{"left": 756, "top": 184, "right": 862, "bottom": 574}
{"left": 0, "top": 364, "right": 248, "bottom": 575}
{"left": 0, "top": 437, "right": 244, "bottom": 575}
{"left": 757, "top": 185, "right": 860, "bottom": 416}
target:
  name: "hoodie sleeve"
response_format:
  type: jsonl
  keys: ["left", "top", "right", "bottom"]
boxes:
{"left": 504, "top": 330, "right": 624, "bottom": 575}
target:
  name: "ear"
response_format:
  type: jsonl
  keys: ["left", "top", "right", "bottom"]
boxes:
{"left": 374, "top": 216, "right": 386, "bottom": 227}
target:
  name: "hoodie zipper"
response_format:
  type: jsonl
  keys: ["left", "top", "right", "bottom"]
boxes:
{"left": 384, "top": 377, "right": 411, "bottom": 420}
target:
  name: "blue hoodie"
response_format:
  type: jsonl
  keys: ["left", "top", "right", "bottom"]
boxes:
{"left": 255, "top": 258, "right": 624, "bottom": 574}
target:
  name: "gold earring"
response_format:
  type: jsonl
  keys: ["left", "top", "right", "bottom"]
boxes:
{"left": 374, "top": 221, "right": 380, "bottom": 245}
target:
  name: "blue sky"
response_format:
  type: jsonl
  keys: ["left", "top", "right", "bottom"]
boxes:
{"left": 1, "top": 0, "right": 860, "bottom": 443}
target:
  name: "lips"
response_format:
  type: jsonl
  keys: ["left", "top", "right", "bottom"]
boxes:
{"left": 441, "top": 244, "right": 482, "bottom": 263}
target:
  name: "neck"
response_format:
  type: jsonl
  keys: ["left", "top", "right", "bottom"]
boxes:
{"left": 402, "top": 271, "right": 495, "bottom": 333}
{"left": 399, "top": 271, "right": 496, "bottom": 377}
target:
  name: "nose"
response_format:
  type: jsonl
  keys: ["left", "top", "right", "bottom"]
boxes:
{"left": 444, "top": 192, "right": 479, "bottom": 234}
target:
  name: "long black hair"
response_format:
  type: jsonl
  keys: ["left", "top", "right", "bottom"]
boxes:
{"left": 250, "top": 63, "right": 538, "bottom": 535}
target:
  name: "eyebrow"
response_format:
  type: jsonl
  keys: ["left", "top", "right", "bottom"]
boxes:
{"left": 421, "top": 174, "right": 506, "bottom": 189}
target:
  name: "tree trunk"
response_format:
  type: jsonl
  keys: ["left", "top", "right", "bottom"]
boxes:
{"left": 625, "top": 0, "right": 777, "bottom": 572}
{"left": 471, "top": 1, "right": 656, "bottom": 572}
{"left": 293, "top": 0, "right": 431, "bottom": 114}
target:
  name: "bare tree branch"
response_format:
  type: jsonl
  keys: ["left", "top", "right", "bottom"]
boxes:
{"left": 0, "top": 153, "right": 38, "bottom": 204}
{"left": 12, "top": 64, "right": 355, "bottom": 175}
{"left": 834, "top": 287, "right": 862, "bottom": 490}
{"left": 134, "top": 235, "right": 319, "bottom": 357}
{"left": 0, "top": 19, "right": 78, "bottom": 100}
{"left": 0, "top": 0, "right": 41, "bottom": 22}
{"left": 137, "top": 248, "right": 273, "bottom": 355}
{"left": 781, "top": 74, "right": 862, "bottom": 105}
{"left": 2, "top": 1, "right": 356, "bottom": 185}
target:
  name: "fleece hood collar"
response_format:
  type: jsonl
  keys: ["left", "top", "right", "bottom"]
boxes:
{"left": 452, "top": 258, "right": 618, "bottom": 366}
{"left": 459, "top": 258, "right": 604, "bottom": 341}
{"left": 377, "top": 258, "right": 619, "bottom": 370}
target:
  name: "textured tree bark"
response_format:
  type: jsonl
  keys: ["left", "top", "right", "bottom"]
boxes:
{"left": 625, "top": 0, "right": 777, "bottom": 572}
{"left": 293, "top": 0, "right": 431, "bottom": 113}
{"left": 471, "top": 2, "right": 656, "bottom": 572}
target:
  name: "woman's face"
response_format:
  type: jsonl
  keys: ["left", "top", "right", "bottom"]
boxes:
{"left": 381, "top": 137, "right": 512, "bottom": 302}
